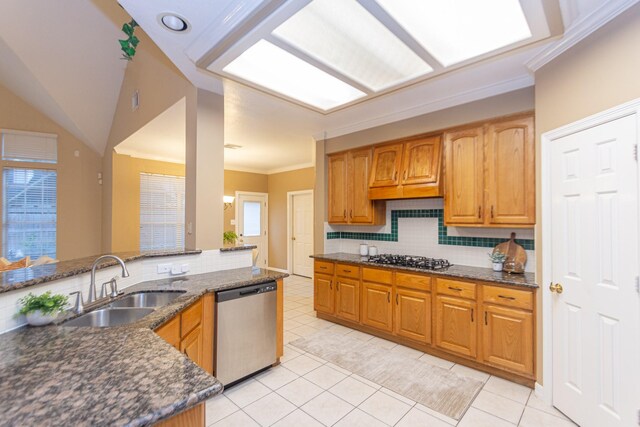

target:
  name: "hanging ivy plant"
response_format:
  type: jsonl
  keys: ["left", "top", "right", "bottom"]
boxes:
{"left": 119, "top": 19, "right": 139, "bottom": 61}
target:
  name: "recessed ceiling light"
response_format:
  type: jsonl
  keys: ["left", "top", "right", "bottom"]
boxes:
{"left": 224, "top": 144, "right": 243, "bottom": 149}
{"left": 160, "top": 13, "right": 189, "bottom": 32}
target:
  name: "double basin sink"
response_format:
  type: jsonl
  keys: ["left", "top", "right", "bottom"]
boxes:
{"left": 63, "top": 291, "right": 186, "bottom": 327}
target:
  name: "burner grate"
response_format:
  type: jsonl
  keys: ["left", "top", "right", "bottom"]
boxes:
{"left": 366, "top": 254, "right": 451, "bottom": 270}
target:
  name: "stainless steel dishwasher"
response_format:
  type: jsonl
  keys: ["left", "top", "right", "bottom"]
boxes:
{"left": 215, "top": 281, "right": 277, "bottom": 386}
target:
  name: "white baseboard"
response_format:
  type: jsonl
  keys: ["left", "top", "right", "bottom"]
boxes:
{"left": 535, "top": 382, "right": 551, "bottom": 405}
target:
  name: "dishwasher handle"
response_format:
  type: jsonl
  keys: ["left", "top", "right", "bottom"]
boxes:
{"left": 216, "top": 281, "right": 277, "bottom": 302}
{"left": 240, "top": 288, "right": 261, "bottom": 296}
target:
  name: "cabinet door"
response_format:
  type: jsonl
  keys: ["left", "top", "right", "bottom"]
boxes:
{"left": 155, "top": 316, "right": 181, "bottom": 350}
{"left": 401, "top": 136, "right": 442, "bottom": 186}
{"left": 336, "top": 277, "right": 360, "bottom": 322}
{"left": 482, "top": 304, "right": 533, "bottom": 375}
{"left": 180, "top": 325, "right": 203, "bottom": 367}
{"left": 314, "top": 274, "right": 335, "bottom": 314}
{"left": 362, "top": 282, "right": 393, "bottom": 332}
{"left": 369, "top": 143, "right": 403, "bottom": 188}
{"left": 486, "top": 116, "right": 535, "bottom": 225}
{"left": 328, "top": 153, "right": 348, "bottom": 223}
{"left": 435, "top": 295, "right": 477, "bottom": 358}
{"left": 444, "top": 127, "right": 484, "bottom": 225}
{"left": 349, "top": 148, "right": 375, "bottom": 224}
{"left": 394, "top": 287, "right": 431, "bottom": 344}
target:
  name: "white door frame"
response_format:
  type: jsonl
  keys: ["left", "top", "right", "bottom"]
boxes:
{"left": 235, "top": 191, "right": 269, "bottom": 266}
{"left": 540, "top": 97, "right": 640, "bottom": 404}
{"left": 287, "top": 189, "right": 314, "bottom": 274}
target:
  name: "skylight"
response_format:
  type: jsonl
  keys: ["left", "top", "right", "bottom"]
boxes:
{"left": 375, "top": 0, "right": 532, "bottom": 67}
{"left": 223, "top": 40, "right": 366, "bottom": 111}
{"left": 271, "top": 0, "right": 433, "bottom": 92}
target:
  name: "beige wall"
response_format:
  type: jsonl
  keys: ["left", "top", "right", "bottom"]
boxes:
{"left": 533, "top": 4, "right": 640, "bottom": 384}
{"left": 223, "top": 170, "right": 268, "bottom": 232}
{"left": 268, "top": 167, "right": 315, "bottom": 270}
{"left": 0, "top": 82, "right": 102, "bottom": 261}
{"left": 111, "top": 153, "right": 185, "bottom": 252}
{"left": 103, "top": 27, "right": 195, "bottom": 252}
{"left": 314, "top": 87, "right": 535, "bottom": 252}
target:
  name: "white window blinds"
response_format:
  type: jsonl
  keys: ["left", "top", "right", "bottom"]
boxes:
{"left": 3, "top": 168, "right": 57, "bottom": 260}
{"left": 140, "top": 173, "right": 185, "bottom": 251}
{"left": 1, "top": 130, "right": 57, "bottom": 164}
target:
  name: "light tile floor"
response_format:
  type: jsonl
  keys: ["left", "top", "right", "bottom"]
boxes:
{"left": 208, "top": 275, "right": 576, "bottom": 427}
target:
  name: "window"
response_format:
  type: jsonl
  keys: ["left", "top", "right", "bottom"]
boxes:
{"left": 140, "top": 173, "right": 185, "bottom": 251}
{"left": 3, "top": 168, "right": 57, "bottom": 261}
{"left": 242, "top": 201, "right": 262, "bottom": 237}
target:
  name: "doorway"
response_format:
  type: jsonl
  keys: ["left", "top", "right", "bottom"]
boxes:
{"left": 542, "top": 102, "right": 640, "bottom": 426}
{"left": 236, "top": 191, "right": 268, "bottom": 268}
{"left": 288, "top": 190, "right": 313, "bottom": 277}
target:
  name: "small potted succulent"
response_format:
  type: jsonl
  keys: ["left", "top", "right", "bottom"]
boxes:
{"left": 17, "top": 291, "right": 68, "bottom": 326}
{"left": 488, "top": 251, "right": 507, "bottom": 272}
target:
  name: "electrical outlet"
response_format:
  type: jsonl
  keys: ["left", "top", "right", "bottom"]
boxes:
{"left": 157, "top": 263, "right": 171, "bottom": 274}
{"left": 181, "top": 264, "right": 190, "bottom": 273}
{"left": 170, "top": 265, "right": 182, "bottom": 275}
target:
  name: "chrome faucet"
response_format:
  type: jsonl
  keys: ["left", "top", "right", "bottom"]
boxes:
{"left": 88, "top": 255, "right": 130, "bottom": 303}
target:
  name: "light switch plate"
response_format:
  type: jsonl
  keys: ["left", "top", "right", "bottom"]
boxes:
{"left": 157, "top": 263, "right": 171, "bottom": 274}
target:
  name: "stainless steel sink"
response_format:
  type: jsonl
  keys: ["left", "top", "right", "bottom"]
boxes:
{"left": 63, "top": 307, "right": 155, "bottom": 327}
{"left": 108, "top": 291, "right": 185, "bottom": 308}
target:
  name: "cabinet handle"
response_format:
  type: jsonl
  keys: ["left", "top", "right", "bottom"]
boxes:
{"left": 448, "top": 286, "right": 463, "bottom": 292}
{"left": 320, "top": 266, "right": 327, "bottom": 270}
{"left": 396, "top": 293, "right": 399, "bottom": 305}
{"left": 350, "top": 210, "right": 353, "bottom": 219}
{"left": 343, "top": 209, "right": 346, "bottom": 218}
{"left": 403, "top": 170, "right": 407, "bottom": 181}
{"left": 387, "top": 292, "right": 390, "bottom": 303}
{"left": 471, "top": 308, "right": 474, "bottom": 322}
{"left": 491, "top": 205, "right": 494, "bottom": 218}
{"left": 336, "top": 282, "right": 340, "bottom": 290}
{"left": 343, "top": 269, "right": 352, "bottom": 273}
{"left": 498, "top": 295, "right": 516, "bottom": 300}
{"left": 484, "top": 311, "right": 488, "bottom": 325}
{"left": 393, "top": 171, "right": 398, "bottom": 181}
{"left": 478, "top": 206, "right": 482, "bottom": 218}
{"left": 329, "top": 281, "right": 332, "bottom": 290}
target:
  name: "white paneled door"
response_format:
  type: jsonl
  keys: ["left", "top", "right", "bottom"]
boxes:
{"left": 550, "top": 115, "right": 639, "bottom": 427}
{"left": 236, "top": 192, "right": 268, "bottom": 268}
{"left": 291, "top": 191, "right": 313, "bottom": 277}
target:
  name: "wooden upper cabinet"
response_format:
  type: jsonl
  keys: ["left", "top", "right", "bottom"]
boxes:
{"left": 486, "top": 117, "right": 535, "bottom": 225}
{"left": 328, "top": 150, "right": 384, "bottom": 225}
{"left": 328, "top": 153, "right": 348, "bottom": 223}
{"left": 369, "top": 143, "right": 403, "bottom": 188}
{"left": 349, "top": 148, "right": 379, "bottom": 224}
{"left": 444, "top": 127, "right": 485, "bottom": 225}
{"left": 401, "top": 136, "right": 441, "bottom": 186}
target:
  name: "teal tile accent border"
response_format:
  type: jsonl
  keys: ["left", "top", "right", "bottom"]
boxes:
{"left": 326, "top": 209, "right": 535, "bottom": 250}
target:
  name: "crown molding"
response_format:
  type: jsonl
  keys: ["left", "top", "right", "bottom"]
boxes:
{"left": 313, "top": 73, "right": 534, "bottom": 142}
{"left": 525, "top": 0, "right": 640, "bottom": 72}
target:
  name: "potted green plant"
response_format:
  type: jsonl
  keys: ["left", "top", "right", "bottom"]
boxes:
{"left": 488, "top": 251, "right": 507, "bottom": 272}
{"left": 17, "top": 291, "right": 68, "bottom": 326}
{"left": 223, "top": 231, "right": 238, "bottom": 246}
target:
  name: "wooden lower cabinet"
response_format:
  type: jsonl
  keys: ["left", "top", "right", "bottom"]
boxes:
{"left": 314, "top": 274, "right": 334, "bottom": 314}
{"left": 335, "top": 277, "right": 359, "bottom": 322}
{"left": 156, "top": 315, "right": 181, "bottom": 350}
{"left": 362, "top": 282, "right": 393, "bottom": 332}
{"left": 394, "top": 287, "right": 431, "bottom": 344}
{"left": 482, "top": 304, "right": 533, "bottom": 375}
{"left": 435, "top": 295, "right": 477, "bottom": 358}
{"left": 180, "top": 325, "right": 203, "bottom": 367}
{"left": 155, "top": 402, "right": 205, "bottom": 427}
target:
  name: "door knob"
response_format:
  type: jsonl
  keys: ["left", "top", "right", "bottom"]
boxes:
{"left": 292, "top": 237, "right": 296, "bottom": 240}
{"left": 549, "top": 283, "right": 564, "bottom": 294}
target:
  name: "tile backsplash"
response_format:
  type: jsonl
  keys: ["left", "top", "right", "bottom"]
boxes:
{"left": 325, "top": 199, "right": 536, "bottom": 273}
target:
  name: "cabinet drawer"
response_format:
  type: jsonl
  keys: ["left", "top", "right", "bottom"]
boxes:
{"left": 362, "top": 267, "right": 392, "bottom": 285}
{"left": 314, "top": 261, "right": 334, "bottom": 275}
{"left": 181, "top": 299, "right": 203, "bottom": 338}
{"left": 483, "top": 285, "right": 533, "bottom": 310}
{"left": 336, "top": 263, "right": 360, "bottom": 278}
{"left": 396, "top": 272, "right": 431, "bottom": 291}
{"left": 436, "top": 278, "right": 476, "bottom": 300}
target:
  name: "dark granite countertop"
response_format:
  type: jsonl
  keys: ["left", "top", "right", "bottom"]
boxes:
{"left": 0, "top": 249, "right": 203, "bottom": 294}
{"left": 311, "top": 253, "right": 537, "bottom": 288}
{"left": 219, "top": 244, "right": 257, "bottom": 252}
{"left": 0, "top": 267, "right": 288, "bottom": 427}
